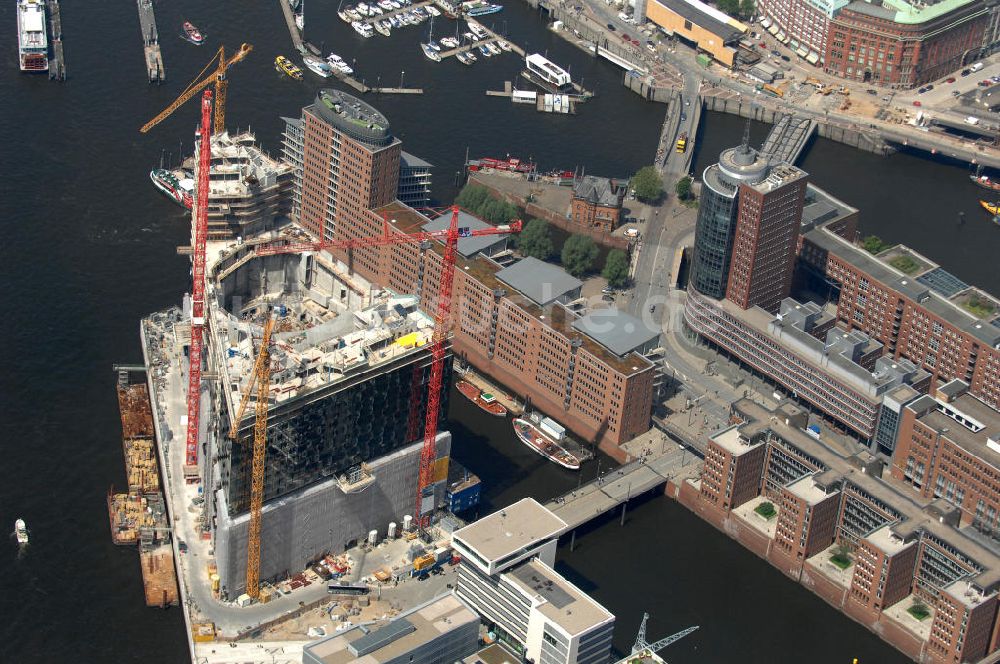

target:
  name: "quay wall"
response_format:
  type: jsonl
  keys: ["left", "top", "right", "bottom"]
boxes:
{"left": 663, "top": 479, "right": 938, "bottom": 663}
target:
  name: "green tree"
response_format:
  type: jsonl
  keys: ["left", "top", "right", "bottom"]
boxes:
{"left": 602, "top": 249, "right": 630, "bottom": 288}
{"left": 739, "top": 0, "right": 755, "bottom": 18}
{"left": 455, "top": 184, "right": 490, "bottom": 213}
{"left": 561, "top": 234, "right": 599, "bottom": 277}
{"left": 518, "top": 218, "right": 555, "bottom": 260}
{"left": 675, "top": 175, "right": 693, "bottom": 201}
{"left": 862, "top": 235, "right": 887, "bottom": 254}
{"left": 717, "top": 0, "right": 740, "bottom": 15}
{"left": 630, "top": 166, "right": 663, "bottom": 203}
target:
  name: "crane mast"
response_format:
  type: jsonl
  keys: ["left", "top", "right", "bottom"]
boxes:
{"left": 243, "top": 317, "right": 275, "bottom": 600}
{"left": 184, "top": 89, "right": 213, "bottom": 474}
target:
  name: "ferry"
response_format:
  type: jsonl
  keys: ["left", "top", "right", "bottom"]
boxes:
{"left": 971, "top": 174, "right": 1000, "bottom": 193}
{"left": 17, "top": 0, "right": 48, "bottom": 73}
{"left": 15, "top": 519, "right": 28, "bottom": 545}
{"left": 421, "top": 42, "right": 442, "bottom": 61}
{"left": 467, "top": 156, "right": 536, "bottom": 173}
{"left": 275, "top": 55, "right": 303, "bottom": 79}
{"left": 466, "top": 1, "right": 503, "bottom": 16}
{"left": 513, "top": 419, "right": 581, "bottom": 470}
{"left": 457, "top": 380, "right": 508, "bottom": 416}
{"left": 352, "top": 21, "right": 374, "bottom": 37}
{"left": 181, "top": 21, "right": 205, "bottom": 45}
{"left": 303, "top": 54, "right": 334, "bottom": 77}
{"left": 150, "top": 169, "right": 194, "bottom": 209}
{"left": 524, "top": 53, "right": 572, "bottom": 92}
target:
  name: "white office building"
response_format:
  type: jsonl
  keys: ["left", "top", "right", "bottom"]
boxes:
{"left": 451, "top": 498, "right": 615, "bottom": 664}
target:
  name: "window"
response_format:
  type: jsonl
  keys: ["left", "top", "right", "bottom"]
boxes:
{"left": 684, "top": 19, "right": 692, "bottom": 30}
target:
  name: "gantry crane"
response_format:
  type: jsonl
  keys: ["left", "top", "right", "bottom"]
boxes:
{"left": 630, "top": 612, "right": 699, "bottom": 656}
{"left": 183, "top": 89, "right": 214, "bottom": 475}
{"left": 228, "top": 316, "right": 276, "bottom": 600}
{"left": 140, "top": 43, "right": 253, "bottom": 134}
{"left": 257, "top": 208, "right": 521, "bottom": 524}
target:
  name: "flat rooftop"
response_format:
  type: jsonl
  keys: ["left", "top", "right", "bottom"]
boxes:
{"left": 311, "top": 89, "right": 394, "bottom": 148}
{"left": 506, "top": 558, "right": 614, "bottom": 637}
{"left": 571, "top": 309, "right": 661, "bottom": 357}
{"left": 452, "top": 498, "right": 567, "bottom": 564}
{"left": 910, "top": 391, "right": 1000, "bottom": 469}
{"left": 865, "top": 524, "right": 912, "bottom": 556}
{"left": 423, "top": 209, "right": 509, "bottom": 258}
{"left": 785, "top": 475, "right": 830, "bottom": 506}
{"left": 303, "top": 592, "right": 478, "bottom": 663}
{"left": 496, "top": 257, "right": 583, "bottom": 307}
{"left": 651, "top": 0, "right": 744, "bottom": 42}
{"left": 710, "top": 425, "right": 760, "bottom": 456}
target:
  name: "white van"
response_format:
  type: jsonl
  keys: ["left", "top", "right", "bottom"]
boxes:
{"left": 970, "top": 62, "right": 985, "bottom": 73}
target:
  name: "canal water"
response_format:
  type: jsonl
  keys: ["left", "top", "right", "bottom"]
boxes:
{"left": 0, "top": 0, "right": 989, "bottom": 661}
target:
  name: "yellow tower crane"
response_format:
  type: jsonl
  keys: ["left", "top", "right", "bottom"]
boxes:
{"left": 229, "top": 315, "right": 275, "bottom": 601}
{"left": 140, "top": 43, "right": 253, "bottom": 134}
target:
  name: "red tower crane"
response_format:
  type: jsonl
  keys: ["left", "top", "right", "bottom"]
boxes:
{"left": 184, "top": 89, "right": 214, "bottom": 474}
{"left": 257, "top": 207, "right": 521, "bottom": 522}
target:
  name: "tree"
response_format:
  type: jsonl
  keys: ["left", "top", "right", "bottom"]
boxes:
{"left": 479, "top": 199, "right": 516, "bottom": 225}
{"left": 561, "top": 235, "right": 599, "bottom": 278}
{"left": 739, "top": 0, "right": 755, "bottom": 18}
{"left": 717, "top": 0, "right": 740, "bottom": 15}
{"left": 862, "top": 235, "right": 887, "bottom": 254}
{"left": 455, "top": 184, "right": 490, "bottom": 213}
{"left": 675, "top": 176, "right": 693, "bottom": 201}
{"left": 602, "top": 249, "right": 630, "bottom": 288}
{"left": 518, "top": 218, "right": 555, "bottom": 260}
{"left": 630, "top": 166, "right": 663, "bottom": 203}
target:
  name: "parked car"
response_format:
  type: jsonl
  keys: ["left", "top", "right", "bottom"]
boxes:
{"left": 621, "top": 33, "right": 631, "bottom": 41}
{"left": 606, "top": 22, "right": 616, "bottom": 31}
{"left": 980, "top": 79, "right": 992, "bottom": 87}
{"left": 912, "top": 100, "right": 922, "bottom": 107}
{"left": 866, "top": 88, "right": 877, "bottom": 95}
{"left": 917, "top": 86, "right": 928, "bottom": 93}
{"left": 925, "top": 83, "right": 934, "bottom": 91}
{"left": 770, "top": 49, "right": 780, "bottom": 57}
{"left": 952, "top": 90, "right": 962, "bottom": 97}
{"left": 780, "top": 54, "right": 790, "bottom": 62}
{"left": 961, "top": 68, "right": 972, "bottom": 76}
{"left": 946, "top": 77, "right": 956, "bottom": 83}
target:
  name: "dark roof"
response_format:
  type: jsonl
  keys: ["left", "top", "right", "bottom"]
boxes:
{"left": 422, "top": 210, "right": 508, "bottom": 258}
{"left": 572, "top": 309, "right": 661, "bottom": 357}
{"left": 400, "top": 151, "right": 433, "bottom": 169}
{"left": 573, "top": 176, "right": 623, "bottom": 208}
{"left": 496, "top": 257, "right": 583, "bottom": 306}
{"left": 652, "top": 0, "right": 743, "bottom": 43}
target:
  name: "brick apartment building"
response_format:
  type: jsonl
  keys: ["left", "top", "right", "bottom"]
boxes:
{"left": 892, "top": 380, "right": 1000, "bottom": 536}
{"left": 676, "top": 398, "right": 1000, "bottom": 663}
{"left": 823, "top": 0, "right": 992, "bottom": 88}
{"left": 570, "top": 176, "right": 626, "bottom": 233}
{"left": 757, "top": 0, "right": 846, "bottom": 65}
{"left": 281, "top": 92, "right": 659, "bottom": 453}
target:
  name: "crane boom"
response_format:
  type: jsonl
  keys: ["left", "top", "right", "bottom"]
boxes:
{"left": 140, "top": 43, "right": 253, "bottom": 134}
{"left": 631, "top": 612, "right": 699, "bottom": 655}
{"left": 242, "top": 316, "right": 275, "bottom": 600}
{"left": 183, "top": 90, "right": 213, "bottom": 474}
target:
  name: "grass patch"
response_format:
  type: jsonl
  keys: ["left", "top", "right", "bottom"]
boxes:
{"left": 830, "top": 553, "right": 851, "bottom": 570}
{"left": 754, "top": 501, "right": 776, "bottom": 520}
{"left": 907, "top": 603, "right": 931, "bottom": 621}
{"left": 962, "top": 294, "right": 996, "bottom": 319}
{"left": 889, "top": 254, "right": 921, "bottom": 275}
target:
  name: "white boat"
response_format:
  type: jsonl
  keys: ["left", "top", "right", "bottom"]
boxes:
{"left": 347, "top": 8, "right": 362, "bottom": 20}
{"left": 524, "top": 52, "right": 572, "bottom": 91}
{"left": 17, "top": 0, "right": 48, "bottom": 73}
{"left": 356, "top": 2, "right": 370, "bottom": 14}
{"left": 338, "top": 9, "right": 352, "bottom": 22}
{"left": 486, "top": 42, "right": 501, "bottom": 55}
{"left": 295, "top": 12, "right": 304, "bottom": 29}
{"left": 15, "top": 519, "right": 28, "bottom": 545}
{"left": 421, "top": 42, "right": 441, "bottom": 61}
{"left": 498, "top": 39, "right": 511, "bottom": 51}
{"left": 370, "top": 6, "right": 383, "bottom": 14}
{"left": 426, "top": 5, "right": 441, "bottom": 16}
{"left": 374, "top": 19, "right": 391, "bottom": 36}
{"left": 303, "top": 54, "right": 334, "bottom": 77}
{"left": 465, "top": 50, "right": 477, "bottom": 62}
{"left": 512, "top": 419, "right": 582, "bottom": 470}
{"left": 352, "top": 21, "right": 374, "bottom": 37}
{"left": 478, "top": 44, "right": 491, "bottom": 57}
{"left": 389, "top": 0, "right": 402, "bottom": 8}
{"left": 440, "top": 36, "right": 459, "bottom": 48}
{"left": 328, "top": 53, "right": 354, "bottom": 75}
{"left": 456, "top": 51, "right": 474, "bottom": 65}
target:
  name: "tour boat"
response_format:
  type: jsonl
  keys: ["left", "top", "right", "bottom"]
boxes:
{"left": 512, "top": 419, "right": 581, "bottom": 470}
{"left": 181, "top": 21, "right": 204, "bottom": 45}
{"left": 457, "top": 380, "right": 508, "bottom": 416}
{"left": 15, "top": 519, "right": 28, "bottom": 545}
{"left": 467, "top": 2, "right": 503, "bottom": 16}
{"left": 150, "top": 169, "right": 194, "bottom": 209}
{"left": 971, "top": 174, "right": 1000, "bottom": 193}
{"left": 17, "top": 0, "right": 48, "bottom": 72}
{"left": 275, "top": 55, "right": 303, "bottom": 79}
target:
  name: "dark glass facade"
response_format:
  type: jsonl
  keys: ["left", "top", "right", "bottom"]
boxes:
{"left": 690, "top": 171, "right": 738, "bottom": 298}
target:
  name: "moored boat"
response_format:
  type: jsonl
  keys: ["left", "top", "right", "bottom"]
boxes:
{"left": 181, "top": 20, "right": 205, "bottom": 45}
{"left": 980, "top": 200, "right": 1000, "bottom": 215}
{"left": 17, "top": 0, "right": 48, "bottom": 72}
{"left": 498, "top": 39, "right": 512, "bottom": 51}
{"left": 303, "top": 54, "right": 334, "bottom": 77}
{"left": 513, "top": 418, "right": 581, "bottom": 470}
{"left": 441, "top": 36, "right": 460, "bottom": 49}
{"left": 150, "top": 169, "right": 194, "bottom": 209}
{"left": 457, "top": 380, "right": 508, "bottom": 416}
{"left": 466, "top": 2, "right": 503, "bottom": 16}
{"left": 374, "top": 19, "right": 391, "bottom": 36}
{"left": 456, "top": 51, "right": 474, "bottom": 65}
{"left": 327, "top": 53, "right": 354, "bottom": 75}
{"left": 421, "top": 42, "right": 442, "bottom": 61}
{"left": 972, "top": 174, "right": 1000, "bottom": 193}
{"left": 275, "top": 55, "right": 304, "bottom": 79}
{"left": 15, "top": 519, "right": 28, "bottom": 545}
{"left": 352, "top": 21, "right": 374, "bottom": 37}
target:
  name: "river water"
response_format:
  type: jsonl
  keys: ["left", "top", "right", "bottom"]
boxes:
{"left": 0, "top": 0, "right": 988, "bottom": 661}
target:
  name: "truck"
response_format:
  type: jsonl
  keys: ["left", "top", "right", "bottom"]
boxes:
{"left": 970, "top": 62, "right": 984, "bottom": 73}
{"left": 675, "top": 132, "right": 688, "bottom": 153}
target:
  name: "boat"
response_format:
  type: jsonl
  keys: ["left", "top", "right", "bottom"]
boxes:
{"left": 524, "top": 52, "right": 573, "bottom": 92}
{"left": 327, "top": 53, "right": 354, "bottom": 74}
{"left": 457, "top": 380, "right": 508, "bottom": 416}
{"left": 14, "top": 519, "right": 28, "bottom": 545}
{"left": 295, "top": 12, "right": 304, "bottom": 29}
{"left": 421, "top": 42, "right": 442, "bottom": 61}
{"left": 971, "top": 174, "right": 1000, "bottom": 193}
{"left": 486, "top": 41, "right": 501, "bottom": 55}
{"left": 426, "top": 4, "right": 441, "bottom": 16}
{"left": 497, "top": 39, "right": 511, "bottom": 51}
{"left": 303, "top": 54, "right": 334, "bottom": 77}
{"left": 374, "top": 19, "right": 391, "bottom": 36}
{"left": 428, "top": 40, "right": 441, "bottom": 52}
{"left": 980, "top": 200, "right": 1000, "bottom": 215}
{"left": 338, "top": 9, "right": 352, "bottom": 22}
{"left": 17, "top": 0, "right": 48, "bottom": 72}
{"left": 466, "top": 2, "right": 503, "bottom": 16}
{"left": 466, "top": 50, "right": 477, "bottom": 62}
{"left": 181, "top": 21, "right": 205, "bottom": 45}
{"left": 356, "top": 2, "right": 370, "bottom": 14}
{"left": 513, "top": 418, "right": 581, "bottom": 470}
{"left": 467, "top": 155, "right": 536, "bottom": 173}
{"left": 441, "top": 36, "right": 460, "bottom": 48}
{"left": 150, "top": 169, "right": 194, "bottom": 209}
{"left": 478, "top": 44, "right": 491, "bottom": 57}
{"left": 456, "top": 51, "right": 474, "bottom": 65}
{"left": 275, "top": 55, "right": 304, "bottom": 79}
{"left": 353, "top": 21, "right": 374, "bottom": 37}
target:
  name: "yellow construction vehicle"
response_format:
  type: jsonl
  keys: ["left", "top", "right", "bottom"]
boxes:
{"left": 141, "top": 43, "right": 253, "bottom": 134}
{"left": 229, "top": 316, "right": 275, "bottom": 601}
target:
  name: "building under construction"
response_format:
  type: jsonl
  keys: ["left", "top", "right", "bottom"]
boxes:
{"left": 199, "top": 233, "right": 453, "bottom": 597}
{"left": 186, "top": 131, "right": 294, "bottom": 241}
